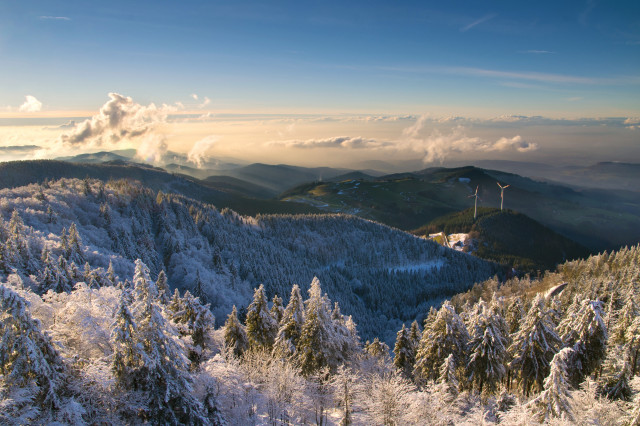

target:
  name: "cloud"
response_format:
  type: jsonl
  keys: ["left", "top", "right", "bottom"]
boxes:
{"left": 520, "top": 50, "right": 555, "bottom": 54}
{"left": 58, "top": 92, "right": 175, "bottom": 164}
{"left": 18, "top": 95, "right": 43, "bottom": 112}
{"left": 200, "top": 97, "right": 211, "bottom": 108}
{"left": 401, "top": 119, "right": 537, "bottom": 163}
{"left": 191, "top": 94, "right": 199, "bottom": 101}
{"left": 39, "top": 16, "right": 71, "bottom": 21}
{"left": 188, "top": 136, "right": 218, "bottom": 168}
{"left": 460, "top": 13, "right": 496, "bottom": 32}
{"left": 272, "top": 136, "right": 389, "bottom": 149}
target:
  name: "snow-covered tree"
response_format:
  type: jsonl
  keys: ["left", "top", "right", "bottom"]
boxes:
{"left": 155, "top": 270, "right": 170, "bottom": 304}
{"left": 297, "top": 278, "right": 341, "bottom": 375}
{"left": 270, "top": 294, "right": 285, "bottom": 324}
{"left": 0, "top": 284, "right": 68, "bottom": 420}
{"left": 597, "top": 345, "right": 632, "bottom": 401}
{"left": 273, "top": 284, "right": 305, "bottom": 358}
{"left": 393, "top": 323, "right": 416, "bottom": 378}
{"left": 414, "top": 301, "right": 469, "bottom": 385}
{"left": 245, "top": 284, "right": 278, "bottom": 351}
{"left": 559, "top": 298, "right": 608, "bottom": 387}
{"left": 509, "top": 294, "right": 561, "bottom": 395}
{"left": 223, "top": 305, "right": 248, "bottom": 358}
{"left": 528, "top": 347, "right": 574, "bottom": 422}
{"left": 437, "top": 354, "right": 459, "bottom": 401}
{"left": 466, "top": 301, "right": 509, "bottom": 394}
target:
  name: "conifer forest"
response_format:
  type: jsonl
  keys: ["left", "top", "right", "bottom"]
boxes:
{"left": 2, "top": 177, "right": 640, "bottom": 425}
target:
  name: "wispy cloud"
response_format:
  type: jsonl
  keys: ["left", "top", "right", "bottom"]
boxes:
{"left": 39, "top": 16, "right": 71, "bottom": 21}
{"left": 270, "top": 136, "right": 389, "bottom": 149}
{"left": 460, "top": 13, "right": 496, "bottom": 32}
{"left": 19, "top": 95, "right": 43, "bottom": 112}
{"left": 188, "top": 136, "right": 218, "bottom": 168}
{"left": 520, "top": 50, "right": 555, "bottom": 54}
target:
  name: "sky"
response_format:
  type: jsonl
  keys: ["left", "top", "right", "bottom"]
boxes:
{"left": 0, "top": 0, "right": 639, "bottom": 170}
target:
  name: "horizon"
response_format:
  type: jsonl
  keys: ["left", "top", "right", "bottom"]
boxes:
{"left": 1, "top": 1, "right": 638, "bottom": 169}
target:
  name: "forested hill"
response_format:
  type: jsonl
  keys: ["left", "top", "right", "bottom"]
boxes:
{"left": 0, "top": 177, "right": 498, "bottom": 341}
{"left": 0, "top": 160, "right": 320, "bottom": 216}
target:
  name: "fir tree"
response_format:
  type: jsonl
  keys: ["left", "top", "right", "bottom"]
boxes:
{"left": 192, "top": 270, "right": 209, "bottom": 306}
{"left": 414, "top": 301, "right": 469, "bottom": 384}
{"left": 560, "top": 298, "right": 608, "bottom": 387}
{"left": 155, "top": 270, "right": 170, "bottom": 305}
{"left": 597, "top": 345, "right": 632, "bottom": 401}
{"left": 529, "top": 347, "right": 574, "bottom": 422}
{"left": 437, "top": 354, "right": 459, "bottom": 402}
{"left": 393, "top": 323, "right": 415, "bottom": 378}
{"left": 466, "top": 301, "right": 509, "bottom": 394}
{"left": 270, "top": 294, "right": 285, "bottom": 324}
{"left": 509, "top": 294, "right": 561, "bottom": 395}
{"left": 0, "top": 284, "right": 68, "bottom": 414}
{"left": 297, "top": 278, "right": 341, "bottom": 375}
{"left": 245, "top": 284, "right": 278, "bottom": 351}
{"left": 223, "top": 305, "right": 248, "bottom": 358}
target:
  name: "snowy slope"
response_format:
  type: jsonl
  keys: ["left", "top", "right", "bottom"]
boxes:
{"left": 0, "top": 177, "right": 498, "bottom": 340}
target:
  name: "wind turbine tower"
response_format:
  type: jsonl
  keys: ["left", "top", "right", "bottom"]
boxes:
{"left": 469, "top": 186, "right": 480, "bottom": 220}
{"left": 497, "top": 182, "right": 510, "bottom": 211}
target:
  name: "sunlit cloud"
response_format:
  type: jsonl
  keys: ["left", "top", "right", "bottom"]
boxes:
{"left": 271, "top": 136, "right": 390, "bottom": 149}
{"left": 55, "top": 92, "right": 176, "bottom": 164}
{"left": 188, "top": 135, "right": 218, "bottom": 168}
{"left": 401, "top": 116, "right": 537, "bottom": 163}
{"left": 18, "top": 95, "right": 43, "bottom": 112}
{"left": 460, "top": 14, "right": 497, "bottom": 32}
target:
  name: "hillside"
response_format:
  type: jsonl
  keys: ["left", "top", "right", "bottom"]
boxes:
{"left": 0, "top": 160, "right": 319, "bottom": 217}
{"left": 280, "top": 165, "right": 640, "bottom": 252}
{"left": 415, "top": 207, "right": 590, "bottom": 273}
{"left": 0, "top": 177, "right": 498, "bottom": 341}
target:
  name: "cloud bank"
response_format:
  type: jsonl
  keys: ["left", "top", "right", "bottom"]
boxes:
{"left": 272, "top": 136, "right": 390, "bottom": 149}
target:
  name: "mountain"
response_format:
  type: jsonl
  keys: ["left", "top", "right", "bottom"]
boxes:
{"left": 280, "top": 165, "right": 640, "bottom": 252}
{"left": 0, "top": 160, "right": 319, "bottom": 217}
{"left": 55, "top": 151, "right": 133, "bottom": 163}
{"left": 0, "top": 176, "right": 498, "bottom": 341}
{"left": 465, "top": 160, "right": 640, "bottom": 192}
{"left": 206, "top": 163, "right": 375, "bottom": 193}
{"left": 415, "top": 207, "right": 590, "bottom": 273}
{"left": 202, "top": 175, "right": 278, "bottom": 199}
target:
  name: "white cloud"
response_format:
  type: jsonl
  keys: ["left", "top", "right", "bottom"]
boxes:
{"left": 188, "top": 135, "right": 218, "bottom": 168}
{"left": 18, "top": 95, "right": 43, "bottom": 112}
{"left": 272, "top": 136, "right": 389, "bottom": 149}
{"left": 191, "top": 94, "right": 199, "bottom": 101}
{"left": 460, "top": 13, "right": 497, "bottom": 32}
{"left": 39, "top": 16, "right": 71, "bottom": 21}
{"left": 401, "top": 119, "right": 537, "bottom": 163}
{"left": 58, "top": 92, "right": 176, "bottom": 164}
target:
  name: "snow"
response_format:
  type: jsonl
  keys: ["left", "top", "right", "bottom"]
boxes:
{"left": 388, "top": 259, "right": 445, "bottom": 273}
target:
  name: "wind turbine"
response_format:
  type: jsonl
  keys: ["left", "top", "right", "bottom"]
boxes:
{"left": 468, "top": 186, "right": 480, "bottom": 220}
{"left": 497, "top": 182, "right": 510, "bottom": 211}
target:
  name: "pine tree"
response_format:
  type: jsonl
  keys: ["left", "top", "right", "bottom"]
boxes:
{"left": 529, "top": 347, "right": 574, "bottom": 422}
{"left": 597, "top": 345, "right": 632, "bottom": 401}
{"left": 509, "top": 294, "right": 562, "bottom": 395}
{"left": 192, "top": 270, "right": 209, "bottom": 306}
{"left": 107, "top": 260, "right": 116, "bottom": 286}
{"left": 437, "top": 354, "right": 459, "bottom": 401}
{"left": 110, "top": 289, "right": 140, "bottom": 390}
{"left": 466, "top": 301, "right": 509, "bottom": 394}
{"left": 413, "top": 301, "right": 469, "bottom": 384}
{"left": 155, "top": 270, "right": 170, "bottom": 305}
{"left": 245, "top": 284, "right": 278, "bottom": 351}
{"left": 223, "top": 305, "right": 248, "bottom": 358}
{"left": 610, "top": 294, "right": 638, "bottom": 346}
{"left": 0, "top": 284, "right": 68, "bottom": 414}
{"left": 270, "top": 294, "right": 285, "bottom": 324}
{"left": 559, "top": 298, "right": 608, "bottom": 387}
{"left": 366, "top": 337, "right": 390, "bottom": 361}
{"left": 393, "top": 324, "right": 415, "bottom": 378}
{"left": 127, "top": 260, "right": 209, "bottom": 424}
{"left": 297, "top": 278, "right": 341, "bottom": 375}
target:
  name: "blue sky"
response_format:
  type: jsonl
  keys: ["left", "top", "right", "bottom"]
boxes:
{"left": 0, "top": 1, "right": 639, "bottom": 168}
{"left": 2, "top": 0, "right": 639, "bottom": 114}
